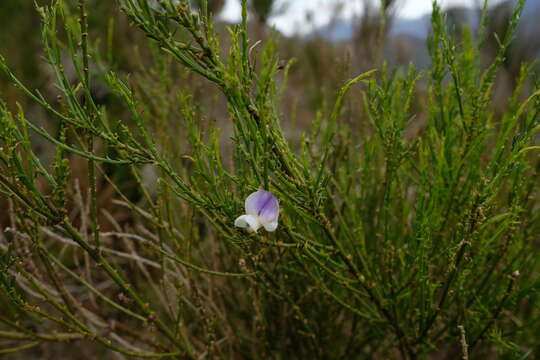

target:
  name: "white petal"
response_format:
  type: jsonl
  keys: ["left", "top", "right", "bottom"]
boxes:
{"left": 262, "top": 220, "right": 278, "bottom": 232}
{"left": 234, "top": 214, "right": 262, "bottom": 232}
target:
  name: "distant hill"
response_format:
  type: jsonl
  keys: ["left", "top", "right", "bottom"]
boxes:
{"left": 390, "top": 14, "right": 431, "bottom": 38}
{"left": 311, "top": 7, "right": 481, "bottom": 42}
{"left": 313, "top": 0, "right": 540, "bottom": 42}
{"left": 309, "top": 0, "right": 540, "bottom": 68}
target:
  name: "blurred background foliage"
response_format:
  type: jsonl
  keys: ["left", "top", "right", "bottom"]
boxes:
{"left": 3, "top": 0, "right": 540, "bottom": 141}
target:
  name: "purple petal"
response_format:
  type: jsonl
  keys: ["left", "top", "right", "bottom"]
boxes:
{"left": 262, "top": 220, "right": 278, "bottom": 232}
{"left": 245, "top": 190, "right": 279, "bottom": 222}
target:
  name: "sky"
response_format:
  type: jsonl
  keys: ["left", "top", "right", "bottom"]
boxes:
{"left": 220, "top": 0, "right": 507, "bottom": 36}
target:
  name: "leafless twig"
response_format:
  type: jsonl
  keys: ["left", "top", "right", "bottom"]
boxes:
{"left": 458, "top": 325, "right": 469, "bottom": 360}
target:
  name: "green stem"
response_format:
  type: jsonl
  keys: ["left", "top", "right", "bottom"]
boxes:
{"left": 78, "top": 0, "right": 100, "bottom": 250}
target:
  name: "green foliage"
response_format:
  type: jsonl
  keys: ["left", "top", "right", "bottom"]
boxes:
{"left": 0, "top": 0, "right": 538, "bottom": 359}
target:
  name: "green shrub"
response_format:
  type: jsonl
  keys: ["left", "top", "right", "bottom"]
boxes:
{"left": 0, "top": 0, "right": 538, "bottom": 358}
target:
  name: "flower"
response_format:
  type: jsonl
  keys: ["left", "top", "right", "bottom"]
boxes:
{"left": 234, "top": 190, "right": 279, "bottom": 232}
